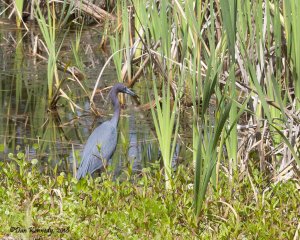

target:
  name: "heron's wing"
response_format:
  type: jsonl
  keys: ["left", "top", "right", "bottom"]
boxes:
{"left": 76, "top": 121, "right": 118, "bottom": 179}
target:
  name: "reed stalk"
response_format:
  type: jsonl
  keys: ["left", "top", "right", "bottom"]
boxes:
{"left": 14, "top": 0, "right": 24, "bottom": 28}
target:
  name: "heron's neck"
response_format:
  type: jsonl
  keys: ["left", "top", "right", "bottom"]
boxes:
{"left": 110, "top": 92, "right": 120, "bottom": 127}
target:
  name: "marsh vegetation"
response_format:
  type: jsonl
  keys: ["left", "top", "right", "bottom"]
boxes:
{"left": 0, "top": 0, "right": 299, "bottom": 239}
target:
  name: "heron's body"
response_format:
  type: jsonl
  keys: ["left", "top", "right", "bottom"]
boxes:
{"left": 76, "top": 121, "right": 117, "bottom": 179}
{"left": 76, "top": 83, "right": 136, "bottom": 180}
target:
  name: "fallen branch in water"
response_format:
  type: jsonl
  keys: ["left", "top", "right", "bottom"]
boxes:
{"left": 66, "top": 0, "right": 116, "bottom": 22}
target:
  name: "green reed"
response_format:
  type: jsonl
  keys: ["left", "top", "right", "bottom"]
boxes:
{"left": 14, "top": 0, "right": 24, "bottom": 27}
{"left": 34, "top": 2, "right": 59, "bottom": 104}
{"left": 71, "top": 22, "right": 85, "bottom": 71}
{"left": 220, "top": 0, "right": 238, "bottom": 171}
{"left": 110, "top": 32, "right": 123, "bottom": 83}
{"left": 283, "top": 1, "right": 300, "bottom": 111}
{"left": 150, "top": 75, "right": 181, "bottom": 190}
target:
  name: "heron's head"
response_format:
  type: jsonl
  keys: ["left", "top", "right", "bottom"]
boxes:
{"left": 113, "top": 83, "right": 137, "bottom": 97}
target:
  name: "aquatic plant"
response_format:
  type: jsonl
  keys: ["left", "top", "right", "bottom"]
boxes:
{"left": 1, "top": 150, "right": 299, "bottom": 239}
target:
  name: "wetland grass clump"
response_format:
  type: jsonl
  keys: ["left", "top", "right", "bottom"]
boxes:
{"left": 34, "top": 1, "right": 81, "bottom": 110}
{"left": 34, "top": 2, "right": 61, "bottom": 103}
{"left": 114, "top": 0, "right": 300, "bottom": 216}
{"left": 149, "top": 75, "right": 181, "bottom": 190}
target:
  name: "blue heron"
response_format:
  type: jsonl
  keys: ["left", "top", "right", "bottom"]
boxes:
{"left": 76, "top": 83, "right": 136, "bottom": 179}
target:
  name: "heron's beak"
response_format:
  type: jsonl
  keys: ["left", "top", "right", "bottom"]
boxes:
{"left": 125, "top": 87, "right": 137, "bottom": 97}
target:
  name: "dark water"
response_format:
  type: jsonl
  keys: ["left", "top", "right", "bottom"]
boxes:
{"left": 0, "top": 19, "right": 188, "bottom": 176}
